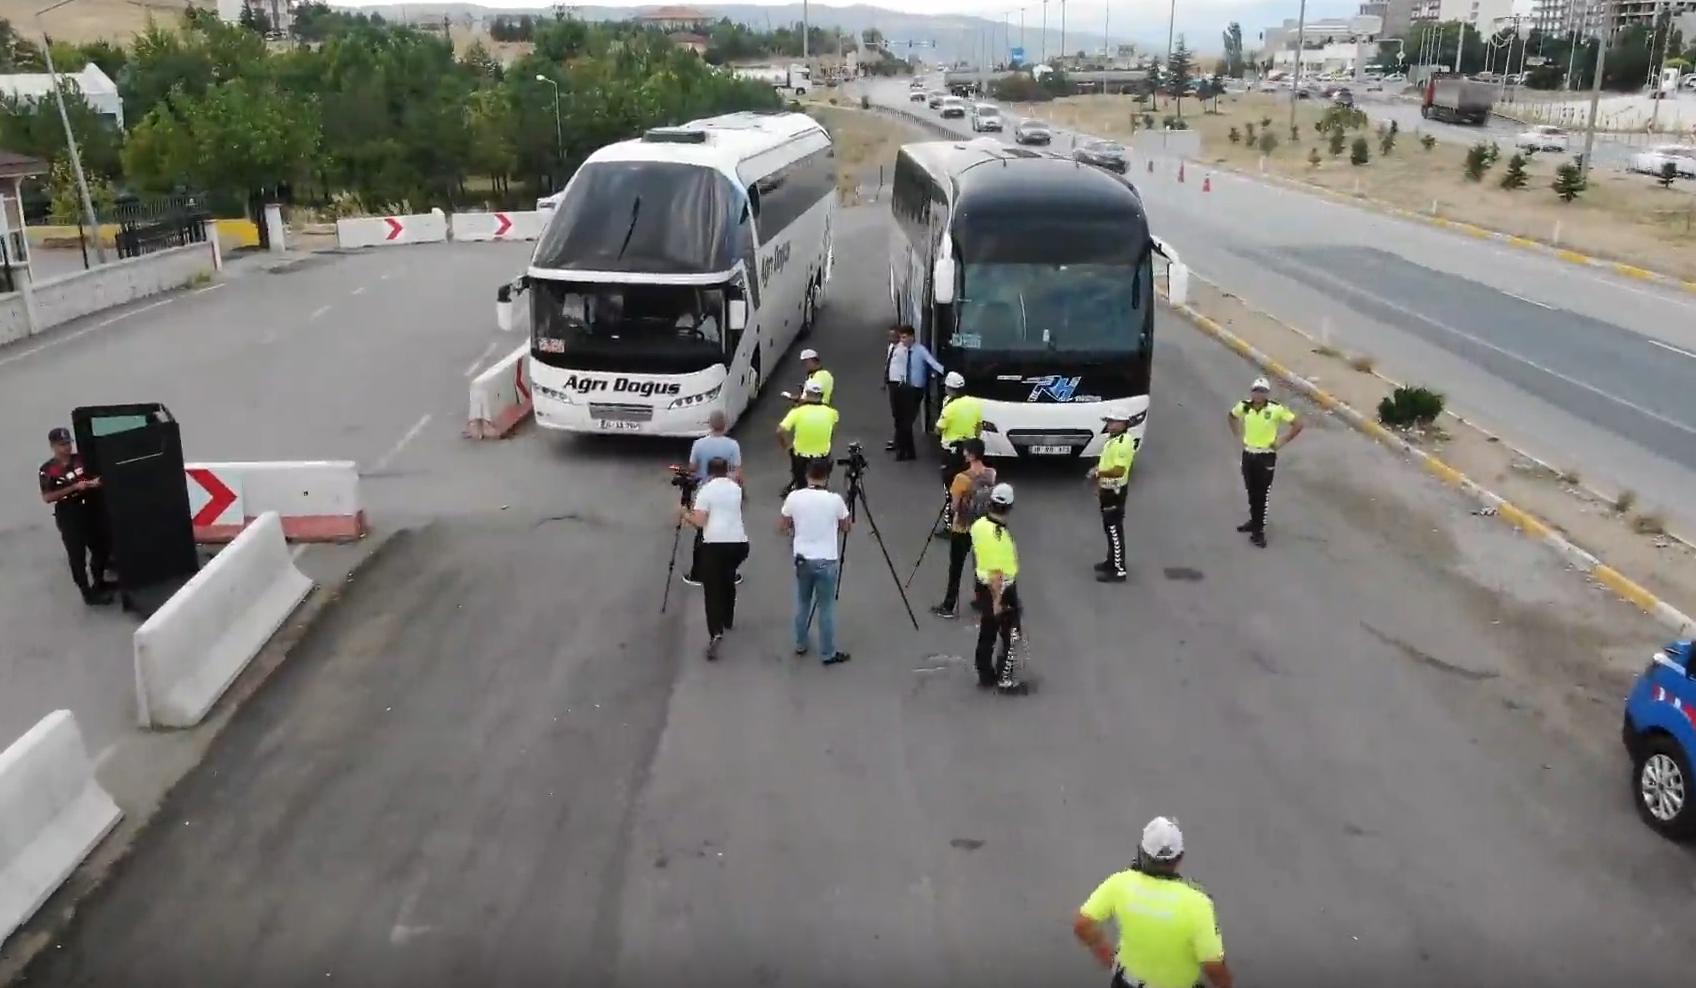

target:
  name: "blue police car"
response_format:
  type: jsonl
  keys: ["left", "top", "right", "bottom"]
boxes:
{"left": 1623, "top": 640, "right": 1695, "bottom": 840}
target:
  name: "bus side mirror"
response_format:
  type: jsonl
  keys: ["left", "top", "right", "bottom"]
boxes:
{"left": 727, "top": 299, "right": 748, "bottom": 331}
{"left": 933, "top": 258, "right": 956, "bottom": 304}
{"left": 496, "top": 277, "right": 529, "bottom": 333}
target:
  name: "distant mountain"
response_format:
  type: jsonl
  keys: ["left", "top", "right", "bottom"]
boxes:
{"left": 334, "top": 3, "right": 1365, "bottom": 62}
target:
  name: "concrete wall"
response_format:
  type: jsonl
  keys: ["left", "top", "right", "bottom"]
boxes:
{"left": 0, "top": 291, "right": 28, "bottom": 347}
{"left": 18, "top": 242, "right": 218, "bottom": 339}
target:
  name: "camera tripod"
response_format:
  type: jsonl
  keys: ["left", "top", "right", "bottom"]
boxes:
{"left": 659, "top": 468, "right": 697, "bottom": 615}
{"left": 802, "top": 445, "right": 920, "bottom": 634}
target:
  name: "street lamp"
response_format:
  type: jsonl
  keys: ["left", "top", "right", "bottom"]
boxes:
{"left": 36, "top": 0, "right": 106, "bottom": 265}
{"left": 536, "top": 75, "right": 564, "bottom": 167}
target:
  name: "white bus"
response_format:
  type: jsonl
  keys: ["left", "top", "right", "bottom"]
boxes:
{"left": 890, "top": 141, "right": 1154, "bottom": 459}
{"left": 510, "top": 112, "right": 835, "bottom": 437}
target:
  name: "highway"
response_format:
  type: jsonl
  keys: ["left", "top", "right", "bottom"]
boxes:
{"left": 870, "top": 79, "right": 1696, "bottom": 539}
{"left": 15, "top": 206, "right": 1693, "bottom": 986}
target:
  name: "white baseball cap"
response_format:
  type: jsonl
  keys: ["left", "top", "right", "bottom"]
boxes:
{"left": 990, "top": 482, "right": 1015, "bottom": 506}
{"left": 1250, "top": 377, "right": 1272, "bottom": 392}
{"left": 799, "top": 348, "right": 820, "bottom": 361}
{"left": 1140, "top": 816, "right": 1184, "bottom": 861}
{"left": 803, "top": 379, "right": 825, "bottom": 395}
{"left": 944, "top": 371, "right": 965, "bottom": 389}
{"left": 1102, "top": 410, "right": 1132, "bottom": 422}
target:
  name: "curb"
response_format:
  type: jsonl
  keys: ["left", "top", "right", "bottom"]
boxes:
{"left": 1191, "top": 158, "right": 1696, "bottom": 297}
{"left": 1162, "top": 294, "right": 1695, "bottom": 638}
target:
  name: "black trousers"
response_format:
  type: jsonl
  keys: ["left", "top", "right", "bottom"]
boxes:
{"left": 974, "top": 581, "right": 1022, "bottom": 685}
{"left": 886, "top": 385, "right": 903, "bottom": 444}
{"left": 1099, "top": 486, "right": 1128, "bottom": 574}
{"left": 686, "top": 528, "right": 704, "bottom": 581}
{"left": 1241, "top": 450, "right": 1278, "bottom": 534}
{"left": 892, "top": 384, "right": 922, "bottom": 459}
{"left": 938, "top": 443, "right": 965, "bottom": 528}
{"left": 699, "top": 541, "right": 749, "bottom": 638}
{"left": 941, "top": 531, "right": 971, "bottom": 610}
{"left": 57, "top": 510, "right": 110, "bottom": 593}
{"left": 789, "top": 452, "right": 829, "bottom": 493}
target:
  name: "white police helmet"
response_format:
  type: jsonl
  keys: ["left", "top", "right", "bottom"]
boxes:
{"left": 944, "top": 371, "right": 966, "bottom": 389}
{"left": 990, "top": 482, "right": 1015, "bottom": 507}
{"left": 799, "top": 348, "right": 820, "bottom": 362}
{"left": 1250, "top": 377, "right": 1272, "bottom": 393}
{"left": 803, "top": 379, "right": 825, "bottom": 396}
{"left": 1140, "top": 816, "right": 1185, "bottom": 861}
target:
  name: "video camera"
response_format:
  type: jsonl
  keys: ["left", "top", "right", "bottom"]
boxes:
{"left": 668, "top": 464, "right": 698, "bottom": 504}
{"left": 836, "top": 441, "right": 868, "bottom": 481}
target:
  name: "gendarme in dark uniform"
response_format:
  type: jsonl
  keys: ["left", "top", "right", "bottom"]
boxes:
{"left": 39, "top": 427, "right": 114, "bottom": 605}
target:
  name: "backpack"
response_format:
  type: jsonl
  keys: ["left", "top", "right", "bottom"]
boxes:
{"left": 958, "top": 468, "right": 997, "bottom": 527}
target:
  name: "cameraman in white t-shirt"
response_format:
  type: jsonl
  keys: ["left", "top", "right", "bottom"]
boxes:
{"left": 779, "top": 458, "right": 853, "bottom": 666}
{"left": 681, "top": 456, "right": 748, "bottom": 661}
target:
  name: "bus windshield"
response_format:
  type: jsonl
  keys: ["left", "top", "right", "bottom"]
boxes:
{"left": 532, "top": 161, "right": 748, "bottom": 276}
{"left": 955, "top": 259, "right": 1148, "bottom": 354}
{"left": 531, "top": 278, "right": 730, "bottom": 374}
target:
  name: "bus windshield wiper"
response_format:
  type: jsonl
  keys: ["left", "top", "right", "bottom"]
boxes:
{"left": 615, "top": 197, "right": 642, "bottom": 261}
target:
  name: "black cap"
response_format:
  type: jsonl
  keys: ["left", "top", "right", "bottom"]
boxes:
{"left": 48, "top": 427, "right": 72, "bottom": 444}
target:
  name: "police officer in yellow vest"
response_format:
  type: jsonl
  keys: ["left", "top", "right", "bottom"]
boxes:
{"left": 1228, "top": 377, "right": 1303, "bottom": 548}
{"left": 1073, "top": 816, "right": 1235, "bottom": 988}
{"left": 777, "top": 378, "right": 838, "bottom": 495}
{"left": 970, "top": 482, "right": 1027, "bottom": 695}
{"left": 933, "top": 371, "right": 984, "bottom": 535}
{"left": 1087, "top": 411, "right": 1137, "bottom": 582}
{"left": 785, "top": 348, "right": 835, "bottom": 406}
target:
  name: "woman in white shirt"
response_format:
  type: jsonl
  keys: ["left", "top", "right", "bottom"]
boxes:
{"left": 681, "top": 456, "right": 748, "bottom": 660}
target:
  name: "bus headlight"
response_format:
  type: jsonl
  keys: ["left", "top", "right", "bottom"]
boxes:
{"left": 535, "top": 383, "right": 579, "bottom": 404}
{"left": 668, "top": 384, "right": 723, "bottom": 410}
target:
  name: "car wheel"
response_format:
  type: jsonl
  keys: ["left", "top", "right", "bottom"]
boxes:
{"left": 1634, "top": 735, "right": 1695, "bottom": 840}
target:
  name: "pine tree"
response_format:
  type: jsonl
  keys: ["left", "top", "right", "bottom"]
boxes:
{"left": 1553, "top": 162, "right": 1586, "bottom": 202}
{"left": 1420, "top": 133, "right": 1436, "bottom": 152}
{"left": 1658, "top": 161, "right": 1679, "bottom": 189}
{"left": 1307, "top": 147, "right": 1322, "bottom": 168}
{"left": 1464, "top": 143, "right": 1490, "bottom": 181}
{"left": 1328, "top": 127, "right": 1346, "bottom": 157}
{"left": 1500, "top": 153, "right": 1528, "bottom": 189}
{"left": 1350, "top": 136, "right": 1370, "bottom": 165}
{"left": 1167, "top": 36, "right": 1194, "bottom": 118}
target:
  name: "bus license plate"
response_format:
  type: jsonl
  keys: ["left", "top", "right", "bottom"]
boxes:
{"left": 1028, "top": 444, "right": 1071, "bottom": 455}
{"left": 599, "top": 420, "right": 643, "bottom": 432}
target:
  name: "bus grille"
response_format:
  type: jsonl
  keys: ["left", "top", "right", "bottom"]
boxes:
{"left": 589, "top": 403, "right": 654, "bottom": 423}
{"left": 1006, "top": 430, "right": 1094, "bottom": 448}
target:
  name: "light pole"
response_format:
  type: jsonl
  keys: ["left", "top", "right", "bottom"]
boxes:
{"left": 536, "top": 75, "right": 564, "bottom": 167}
{"left": 1289, "top": 0, "right": 1308, "bottom": 139}
{"left": 1580, "top": 0, "right": 1615, "bottom": 183}
{"left": 1166, "top": 0, "right": 1176, "bottom": 65}
{"left": 1041, "top": 0, "right": 1047, "bottom": 64}
{"left": 36, "top": 0, "right": 106, "bottom": 265}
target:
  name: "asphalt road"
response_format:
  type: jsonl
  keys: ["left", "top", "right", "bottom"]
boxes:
{"left": 0, "top": 243, "right": 527, "bottom": 758}
{"left": 18, "top": 205, "right": 1693, "bottom": 987}
{"left": 871, "top": 80, "right": 1696, "bottom": 539}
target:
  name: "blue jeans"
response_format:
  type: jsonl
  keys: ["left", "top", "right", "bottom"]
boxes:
{"left": 793, "top": 558, "right": 840, "bottom": 657}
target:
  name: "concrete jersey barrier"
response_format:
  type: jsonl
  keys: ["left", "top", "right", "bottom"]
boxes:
{"left": 185, "top": 461, "right": 365, "bottom": 543}
{"left": 0, "top": 238, "right": 220, "bottom": 349}
{"left": 134, "top": 512, "right": 314, "bottom": 728}
{"left": 451, "top": 210, "right": 545, "bottom": 243}
{"left": 466, "top": 344, "right": 533, "bottom": 439}
{"left": 0, "top": 709, "right": 122, "bottom": 945}
{"left": 335, "top": 211, "right": 449, "bottom": 249}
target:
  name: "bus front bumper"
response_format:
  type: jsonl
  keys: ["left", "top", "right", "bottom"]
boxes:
{"left": 532, "top": 385, "right": 722, "bottom": 439}
{"left": 970, "top": 395, "right": 1149, "bottom": 460}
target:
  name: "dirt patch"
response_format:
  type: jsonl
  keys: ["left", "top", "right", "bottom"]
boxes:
{"left": 1019, "top": 91, "right": 1696, "bottom": 281}
{"left": 1175, "top": 269, "right": 1696, "bottom": 621}
{"left": 806, "top": 103, "right": 928, "bottom": 205}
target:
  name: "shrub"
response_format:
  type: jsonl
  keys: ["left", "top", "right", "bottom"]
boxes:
{"left": 1377, "top": 385, "right": 1445, "bottom": 427}
{"left": 1259, "top": 115, "right": 1272, "bottom": 129}
{"left": 1289, "top": 125, "right": 1300, "bottom": 144}
{"left": 1143, "top": 113, "right": 1156, "bottom": 128}
{"left": 1378, "top": 127, "right": 1396, "bottom": 155}
{"left": 1350, "top": 136, "right": 1370, "bottom": 165}
{"left": 1464, "top": 143, "right": 1490, "bottom": 181}
{"left": 1244, "top": 122, "right": 1256, "bottom": 143}
{"left": 1500, "top": 153, "right": 1528, "bottom": 189}
{"left": 1659, "top": 160, "right": 1679, "bottom": 189}
{"left": 1349, "top": 353, "right": 1376, "bottom": 373}
{"left": 1483, "top": 140, "right": 1501, "bottom": 165}
{"left": 1632, "top": 512, "right": 1666, "bottom": 535}
{"left": 1228, "top": 125, "right": 1241, "bottom": 144}
{"left": 1307, "top": 146, "right": 1322, "bottom": 168}
{"left": 1613, "top": 488, "right": 1637, "bottom": 513}
{"left": 1258, "top": 131, "right": 1279, "bottom": 155}
{"left": 1328, "top": 128, "right": 1346, "bottom": 157}
{"left": 860, "top": 94, "right": 870, "bottom": 110}
{"left": 1553, "top": 161, "right": 1586, "bottom": 202}
{"left": 1420, "top": 133, "right": 1436, "bottom": 152}
{"left": 1389, "top": 119, "right": 1399, "bottom": 137}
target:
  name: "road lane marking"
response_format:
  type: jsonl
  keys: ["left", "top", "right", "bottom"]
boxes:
{"left": 309, "top": 304, "right": 331, "bottom": 321}
{"left": 1287, "top": 263, "right": 1696, "bottom": 441}
{"left": 193, "top": 282, "right": 226, "bottom": 295}
{"left": 464, "top": 340, "right": 500, "bottom": 377}
{"left": 0, "top": 298, "right": 176, "bottom": 370}
{"left": 370, "top": 413, "right": 431, "bottom": 473}
{"left": 1648, "top": 339, "right": 1696, "bottom": 361}
{"left": 1502, "top": 291, "right": 1553, "bottom": 309}
{"left": 351, "top": 286, "right": 366, "bottom": 296}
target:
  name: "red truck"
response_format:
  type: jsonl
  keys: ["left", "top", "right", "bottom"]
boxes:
{"left": 1421, "top": 74, "right": 1494, "bottom": 125}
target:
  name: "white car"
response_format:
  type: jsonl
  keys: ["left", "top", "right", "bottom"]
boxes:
{"left": 1629, "top": 144, "right": 1696, "bottom": 178}
{"left": 1516, "top": 125, "right": 1569, "bottom": 153}
{"left": 970, "top": 102, "right": 1003, "bottom": 132}
{"left": 939, "top": 95, "right": 967, "bottom": 119}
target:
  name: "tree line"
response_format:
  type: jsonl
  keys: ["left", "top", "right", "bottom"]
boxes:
{"left": 0, "top": 9, "right": 786, "bottom": 223}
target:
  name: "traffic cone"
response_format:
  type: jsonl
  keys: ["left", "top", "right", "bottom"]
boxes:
{"left": 1202, "top": 174, "right": 1212, "bottom": 193}
{"left": 1178, "top": 162, "right": 1185, "bottom": 184}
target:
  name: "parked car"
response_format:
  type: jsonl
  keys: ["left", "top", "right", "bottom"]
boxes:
{"left": 970, "top": 102, "right": 1003, "bottom": 132}
{"left": 1332, "top": 88, "right": 1355, "bottom": 107}
{"left": 1516, "top": 125, "right": 1570, "bottom": 153}
{"left": 1013, "top": 118, "right": 1052, "bottom": 145}
{"left": 910, "top": 88, "right": 927, "bottom": 102}
{"left": 927, "top": 90, "right": 946, "bottom": 108}
{"left": 1073, "top": 139, "right": 1128, "bottom": 173}
{"left": 1629, "top": 144, "right": 1696, "bottom": 178}
{"left": 939, "top": 95, "right": 967, "bottom": 119}
{"left": 1623, "top": 640, "right": 1695, "bottom": 840}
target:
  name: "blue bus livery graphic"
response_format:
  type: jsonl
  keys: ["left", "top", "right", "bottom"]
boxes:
{"left": 1025, "top": 375, "right": 1081, "bottom": 402}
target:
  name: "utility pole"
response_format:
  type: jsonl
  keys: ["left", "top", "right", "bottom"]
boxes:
{"left": 1103, "top": 0, "right": 1110, "bottom": 90}
{"left": 35, "top": 1, "right": 106, "bottom": 266}
{"left": 1019, "top": 6, "right": 1025, "bottom": 55}
{"left": 1166, "top": 0, "right": 1175, "bottom": 65}
{"left": 1059, "top": 0, "right": 1066, "bottom": 63}
{"left": 1649, "top": 0, "right": 1676, "bottom": 130}
{"left": 1580, "top": 0, "right": 1614, "bottom": 182}
{"left": 1289, "top": 0, "right": 1308, "bottom": 139}
{"left": 1041, "top": 0, "right": 1047, "bottom": 64}
{"left": 802, "top": 0, "right": 809, "bottom": 60}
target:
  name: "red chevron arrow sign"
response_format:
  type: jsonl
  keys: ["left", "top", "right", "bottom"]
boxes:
{"left": 384, "top": 217, "right": 404, "bottom": 241}
{"left": 494, "top": 213, "right": 512, "bottom": 237}
{"left": 186, "top": 467, "right": 243, "bottom": 527}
